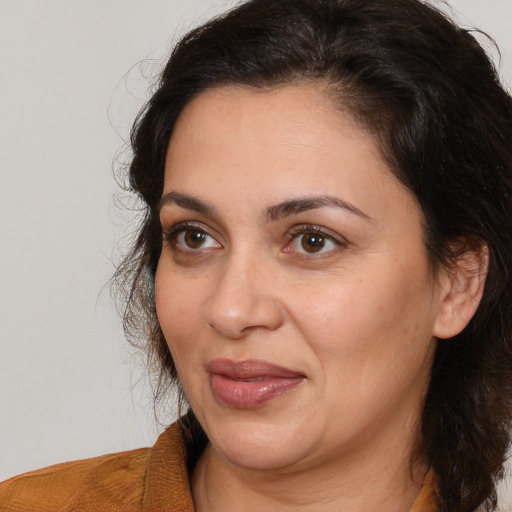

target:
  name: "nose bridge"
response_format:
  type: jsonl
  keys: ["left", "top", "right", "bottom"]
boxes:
{"left": 204, "top": 245, "right": 283, "bottom": 338}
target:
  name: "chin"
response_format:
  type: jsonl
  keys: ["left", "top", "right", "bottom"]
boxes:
{"left": 214, "top": 434, "right": 307, "bottom": 472}
{"left": 201, "top": 411, "right": 315, "bottom": 472}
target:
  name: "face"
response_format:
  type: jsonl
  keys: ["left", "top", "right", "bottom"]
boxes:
{"left": 155, "top": 85, "right": 443, "bottom": 474}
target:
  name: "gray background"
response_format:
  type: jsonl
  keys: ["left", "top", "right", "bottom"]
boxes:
{"left": 1, "top": 0, "right": 511, "bottom": 507}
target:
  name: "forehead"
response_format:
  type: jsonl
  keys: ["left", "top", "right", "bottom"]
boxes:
{"left": 164, "top": 84, "right": 397, "bottom": 194}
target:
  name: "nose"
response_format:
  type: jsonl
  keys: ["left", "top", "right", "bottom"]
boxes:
{"left": 204, "top": 252, "right": 284, "bottom": 339}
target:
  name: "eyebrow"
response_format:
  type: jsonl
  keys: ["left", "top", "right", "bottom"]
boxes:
{"left": 158, "top": 191, "right": 372, "bottom": 223}
{"left": 158, "top": 191, "right": 218, "bottom": 217}
{"left": 266, "top": 195, "right": 373, "bottom": 223}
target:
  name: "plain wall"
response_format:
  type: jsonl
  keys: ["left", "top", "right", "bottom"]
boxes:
{"left": 0, "top": 0, "right": 511, "bottom": 506}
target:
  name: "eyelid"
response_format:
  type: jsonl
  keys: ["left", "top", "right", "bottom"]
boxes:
{"left": 286, "top": 224, "right": 348, "bottom": 246}
{"left": 283, "top": 224, "right": 349, "bottom": 257}
{"left": 162, "top": 221, "right": 222, "bottom": 250}
{"left": 162, "top": 220, "right": 204, "bottom": 237}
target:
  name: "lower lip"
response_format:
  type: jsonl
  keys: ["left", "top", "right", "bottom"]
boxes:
{"left": 210, "top": 373, "right": 305, "bottom": 408}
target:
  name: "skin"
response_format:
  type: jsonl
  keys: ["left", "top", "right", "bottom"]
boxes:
{"left": 155, "top": 85, "right": 483, "bottom": 511}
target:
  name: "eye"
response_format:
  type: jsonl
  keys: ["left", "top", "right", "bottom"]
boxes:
{"left": 285, "top": 225, "right": 345, "bottom": 255}
{"left": 164, "top": 223, "right": 221, "bottom": 251}
{"left": 292, "top": 232, "right": 337, "bottom": 254}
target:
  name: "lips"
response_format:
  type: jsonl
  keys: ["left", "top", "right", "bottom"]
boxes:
{"left": 207, "top": 359, "right": 305, "bottom": 408}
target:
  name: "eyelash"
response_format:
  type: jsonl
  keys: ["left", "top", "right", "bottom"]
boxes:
{"left": 162, "top": 222, "right": 347, "bottom": 256}
{"left": 162, "top": 222, "right": 219, "bottom": 251}
{"left": 285, "top": 224, "right": 347, "bottom": 255}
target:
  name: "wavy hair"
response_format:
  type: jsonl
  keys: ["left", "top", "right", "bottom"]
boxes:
{"left": 114, "top": 1, "right": 512, "bottom": 510}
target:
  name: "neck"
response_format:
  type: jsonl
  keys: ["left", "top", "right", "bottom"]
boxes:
{"left": 191, "top": 423, "right": 427, "bottom": 512}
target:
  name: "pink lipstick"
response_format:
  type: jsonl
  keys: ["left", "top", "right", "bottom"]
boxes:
{"left": 207, "top": 359, "right": 305, "bottom": 408}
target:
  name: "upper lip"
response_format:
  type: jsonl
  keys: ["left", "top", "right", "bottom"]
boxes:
{"left": 206, "top": 359, "right": 305, "bottom": 380}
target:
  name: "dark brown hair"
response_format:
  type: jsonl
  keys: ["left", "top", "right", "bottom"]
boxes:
{"left": 115, "top": 1, "right": 512, "bottom": 510}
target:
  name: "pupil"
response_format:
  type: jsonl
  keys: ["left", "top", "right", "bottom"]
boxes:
{"left": 185, "top": 230, "right": 205, "bottom": 248}
{"left": 302, "top": 234, "right": 325, "bottom": 252}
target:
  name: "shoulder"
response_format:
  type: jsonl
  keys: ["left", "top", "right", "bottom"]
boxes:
{"left": 0, "top": 421, "right": 194, "bottom": 512}
{"left": 0, "top": 447, "right": 150, "bottom": 512}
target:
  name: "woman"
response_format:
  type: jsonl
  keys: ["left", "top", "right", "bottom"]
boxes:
{"left": 1, "top": 0, "right": 511, "bottom": 511}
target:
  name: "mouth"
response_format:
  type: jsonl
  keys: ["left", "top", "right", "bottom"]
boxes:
{"left": 206, "top": 359, "right": 306, "bottom": 408}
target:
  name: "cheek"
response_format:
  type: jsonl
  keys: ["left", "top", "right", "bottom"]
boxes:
{"left": 290, "top": 261, "right": 436, "bottom": 385}
{"left": 155, "top": 265, "right": 211, "bottom": 408}
{"left": 154, "top": 263, "right": 204, "bottom": 360}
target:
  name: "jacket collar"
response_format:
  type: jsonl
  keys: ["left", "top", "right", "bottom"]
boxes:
{"left": 143, "top": 421, "right": 194, "bottom": 512}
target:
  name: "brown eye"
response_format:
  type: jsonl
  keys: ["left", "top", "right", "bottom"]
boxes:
{"left": 301, "top": 233, "right": 326, "bottom": 253}
{"left": 287, "top": 227, "right": 342, "bottom": 256}
{"left": 165, "top": 225, "right": 221, "bottom": 252}
{"left": 184, "top": 229, "right": 207, "bottom": 249}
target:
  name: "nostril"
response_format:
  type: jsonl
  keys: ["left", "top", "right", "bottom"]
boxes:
{"left": 204, "top": 290, "right": 284, "bottom": 339}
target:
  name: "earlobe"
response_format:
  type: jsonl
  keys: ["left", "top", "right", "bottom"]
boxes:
{"left": 433, "top": 243, "right": 489, "bottom": 339}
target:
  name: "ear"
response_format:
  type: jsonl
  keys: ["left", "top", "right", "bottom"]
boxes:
{"left": 433, "top": 241, "right": 489, "bottom": 339}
